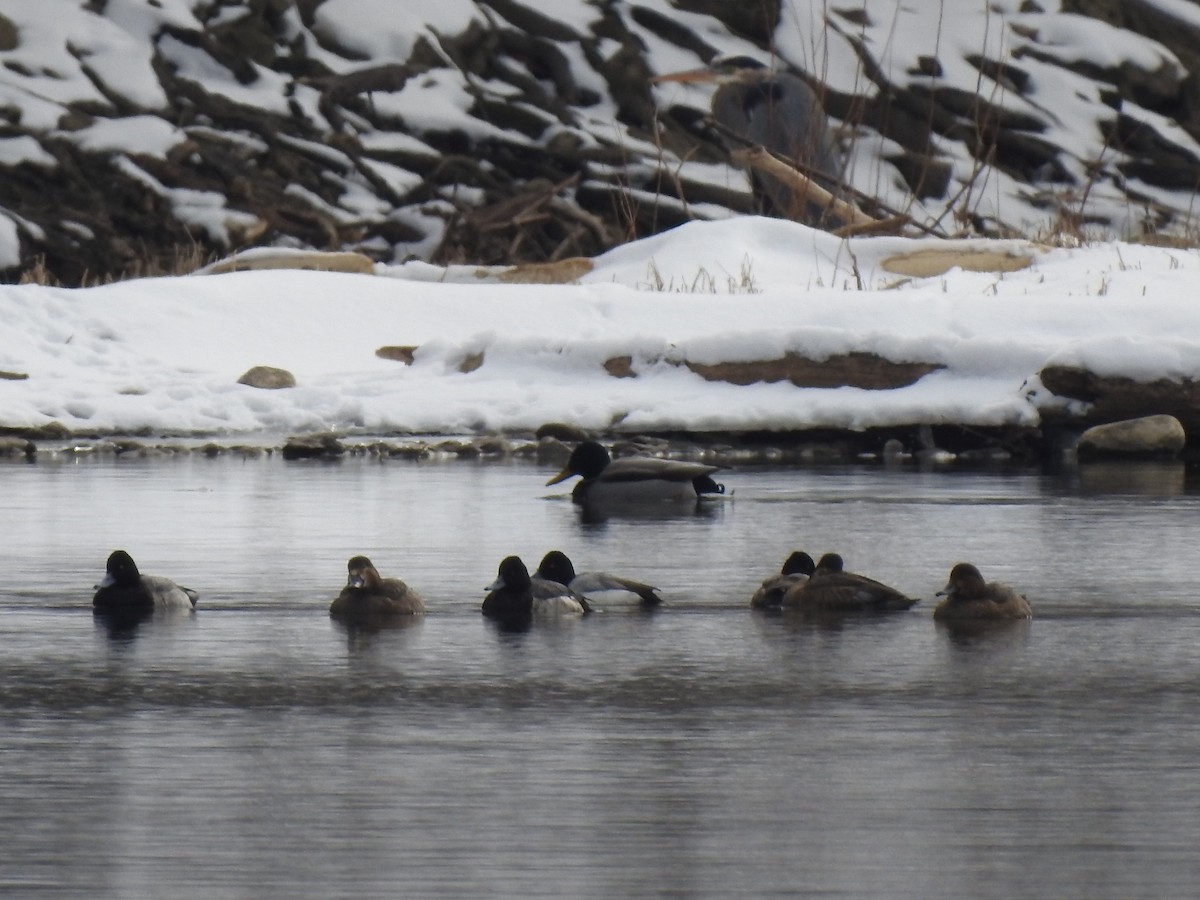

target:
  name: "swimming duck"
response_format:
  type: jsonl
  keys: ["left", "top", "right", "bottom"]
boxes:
{"left": 750, "top": 551, "right": 815, "bottom": 609}
{"left": 93, "top": 550, "right": 198, "bottom": 614}
{"left": 330, "top": 555, "right": 426, "bottom": 620}
{"left": 934, "top": 563, "right": 1032, "bottom": 620}
{"left": 545, "top": 441, "right": 725, "bottom": 505}
{"left": 781, "top": 553, "right": 918, "bottom": 612}
{"left": 534, "top": 550, "right": 663, "bottom": 607}
{"left": 483, "top": 556, "right": 591, "bottom": 623}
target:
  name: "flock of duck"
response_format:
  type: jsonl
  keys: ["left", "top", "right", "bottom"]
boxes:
{"left": 91, "top": 440, "right": 1033, "bottom": 628}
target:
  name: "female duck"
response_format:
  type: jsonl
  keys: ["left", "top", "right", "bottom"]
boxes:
{"left": 534, "top": 549, "right": 662, "bottom": 607}
{"left": 545, "top": 441, "right": 725, "bottom": 505}
{"left": 782, "top": 553, "right": 918, "bottom": 612}
{"left": 330, "top": 555, "right": 426, "bottom": 620}
{"left": 934, "top": 563, "right": 1032, "bottom": 620}
{"left": 750, "top": 551, "right": 815, "bottom": 609}
{"left": 93, "top": 550, "right": 198, "bottom": 613}
{"left": 484, "top": 556, "right": 591, "bottom": 623}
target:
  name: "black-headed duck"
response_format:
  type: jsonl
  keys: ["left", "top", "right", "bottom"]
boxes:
{"left": 483, "top": 555, "right": 591, "bottom": 624}
{"left": 545, "top": 440, "right": 725, "bottom": 505}
{"left": 782, "top": 553, "right": 918, "bottom": 612}
{"left": 934, "top": 563, "right": 1032, "bottom": 620}
{"left": 330, "top": 555, "right": 426, "bottom": 620}
{"left": 750, "top": 551, "right": 815, "bottom": 609}
{"left": 93, "top": 550, "right": 198, "bottom": 614}
{"left": 534, "top": 550, "right": 662, "bottom": 607}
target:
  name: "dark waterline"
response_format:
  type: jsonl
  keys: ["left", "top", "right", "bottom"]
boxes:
{"left": 3, "top": 455, "right": 1200, "bottom": 898}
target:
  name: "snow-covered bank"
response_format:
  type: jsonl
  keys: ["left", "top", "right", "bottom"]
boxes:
{"left": 1, "top": 219, "right": 1198, "bottom": 444}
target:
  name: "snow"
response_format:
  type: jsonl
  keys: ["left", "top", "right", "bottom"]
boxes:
{"left": 2, "top": 217, "right": 1198, "bottom": 438}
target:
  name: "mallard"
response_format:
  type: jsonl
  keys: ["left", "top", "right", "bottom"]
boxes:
{"left": 934, "top": 563, "right": 1032, "bottom": 620}
{"left": 534, "top": 550, "right": 662, "bottom": 607}
{"left": 330, "top": 555, "right": 426, "bottom": 620}
{"left": 750, "top": 551, "right": 815, "bottom": 609}
{"left": 545, "top": 441, "right": 725, "bottom": 505}
{"left": 92, "top": 550, "right": 198, "bottom": 613}
{"left": 483, "top": 556, "right": 591, "bottom": 623}
{"left": 782, "top": 553, "right": 918, "bottom": 612}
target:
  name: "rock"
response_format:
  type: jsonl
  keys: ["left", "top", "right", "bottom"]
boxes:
{"left": 1076, "top": 414, "right": 1186, "bottom": 460}
{"left": 201, "top": 250, "right": 376, "bottom": 276}
{"left": 281, "top": 433, "right": 345, "bottom": 461}
{"left": 237, "top": 366, "right": 296, "bottom": 390}
{"left": 376, "top": 346, "right": 417, "bottom": 364}
{"left": 457, "top": 353, "right": 485, "bottom": 374}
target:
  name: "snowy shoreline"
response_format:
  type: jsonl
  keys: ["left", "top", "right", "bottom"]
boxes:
{"left": 3, "top": 219, "right": 1200, "bottom": 460}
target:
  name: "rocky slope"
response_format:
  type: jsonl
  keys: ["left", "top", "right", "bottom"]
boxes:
{"left": 3, "top": 0, "right": 1200, "bottom": 284}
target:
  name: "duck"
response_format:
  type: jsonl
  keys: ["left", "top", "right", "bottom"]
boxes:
{"left": 545, "top": 440, "right": 726, "bottom": 505}
{"left": 330, "top": 555, "right": 426, "bottom": 620}
{"left": 534, "top": 550, "right": 663, "bottom": 607}
{"left": 934, "top": 563, "right": 1032, "bottom": 620}
{"left": 750, "top": 551, "right": 815, "bottom": 609}
{"left": 92, "top": 550, "right": 198, "bottom": 614}
{"left": 483, "top": 556, "right": 591, "bottom": 624}
{"left": 781, "top": 553, "right": 918, "bottom": 612}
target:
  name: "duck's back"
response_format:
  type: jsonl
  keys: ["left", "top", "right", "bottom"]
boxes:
{"left": 332, "top": 578, "right": 425, "bottom": 618}
{"left": 934, "top": 583, "right": 1031, "bottom": 620}
{"left": 784, "top": 571, "right": 917, "bottom": 612}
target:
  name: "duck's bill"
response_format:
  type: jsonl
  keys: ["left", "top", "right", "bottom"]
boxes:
{"left": 485, "top": 577, "right": 504, "bottom": 591}
{"left": 545, "top": 468, "right": 573, "bottom": 486}
{"left": 98, "top": 573, "right": 115, "bottom": 588}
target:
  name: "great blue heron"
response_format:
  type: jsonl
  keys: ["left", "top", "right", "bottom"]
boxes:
{"left": 653, "top": 55, "right": 843, "bottom": 222}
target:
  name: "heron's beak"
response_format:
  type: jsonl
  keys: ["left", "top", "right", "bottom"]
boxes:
{"left": 651, "top": 67, "right": 720, "bottom": 85}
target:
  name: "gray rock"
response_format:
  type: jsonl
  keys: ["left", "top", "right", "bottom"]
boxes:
{"left": 1076, "top": 414, "right": 1186, "bottom": 460}
{"left": 237, "top": 366, "right": 296, "bottom": 390}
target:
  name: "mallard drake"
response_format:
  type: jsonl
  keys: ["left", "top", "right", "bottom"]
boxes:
{"left": 92, "top": 550, "right": 198, "bottom": 613}
{"left": 545, "top": 441, "right": 725, "bottom": 505}
{"left": 483, "top": 556, "right": 591, "bottom": 623}
{"left": 934, "top": 563, "right": 1032, "bottom": 620}
{"left": 330, "top": 555, "right": 426, "bottom": 620}
{"left": 750, "top": 551, "right": 815, "bottom": 609}
{"left": 534, "top": 550, "right": 662, "bottom": 607}
{"left": 781, "top": 553, "right": 918, "bottom": 612}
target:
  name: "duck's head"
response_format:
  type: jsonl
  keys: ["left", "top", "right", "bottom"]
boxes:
{"left": 546, "top": 441, "right": 611, "bottom": 485}
{"left": 937, "top": 562, "right": 986, "bottom": 599}
{"left": 100, "top": 550, "right": 140, "bottom": 588}
{"left": 346, "top": 555, "right": 383, "bottom": 590}
{"left": 488, "top": 556, "right": 532, "bottom": 592}
{"left": 536, "top": 550, "right": 577, "bottom": 584}
{"left": 782, "top": 551, "right": 815, "bottom": 576}
{"left": 814, "top": 553, "right": 844, "bottom": 575}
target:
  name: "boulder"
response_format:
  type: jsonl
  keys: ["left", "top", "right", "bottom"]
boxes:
{"left": 237, "top": 366, "right": 296, "bottom": 390}
{"left": 1076, "top": 414, "right": 1185, "bottom": 460}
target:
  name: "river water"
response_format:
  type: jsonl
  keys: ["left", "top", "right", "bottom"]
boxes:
{"left": 3, "top": 451, "right": 1200, "bottom": 898}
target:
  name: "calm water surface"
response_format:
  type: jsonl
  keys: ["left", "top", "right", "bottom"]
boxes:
{"left": 3, "top": 452, "right": 1200, "bottom": 898}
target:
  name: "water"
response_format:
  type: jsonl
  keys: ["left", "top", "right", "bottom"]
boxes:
{"left": 3, "top": 452, "right": 1200, "bottom": 898}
